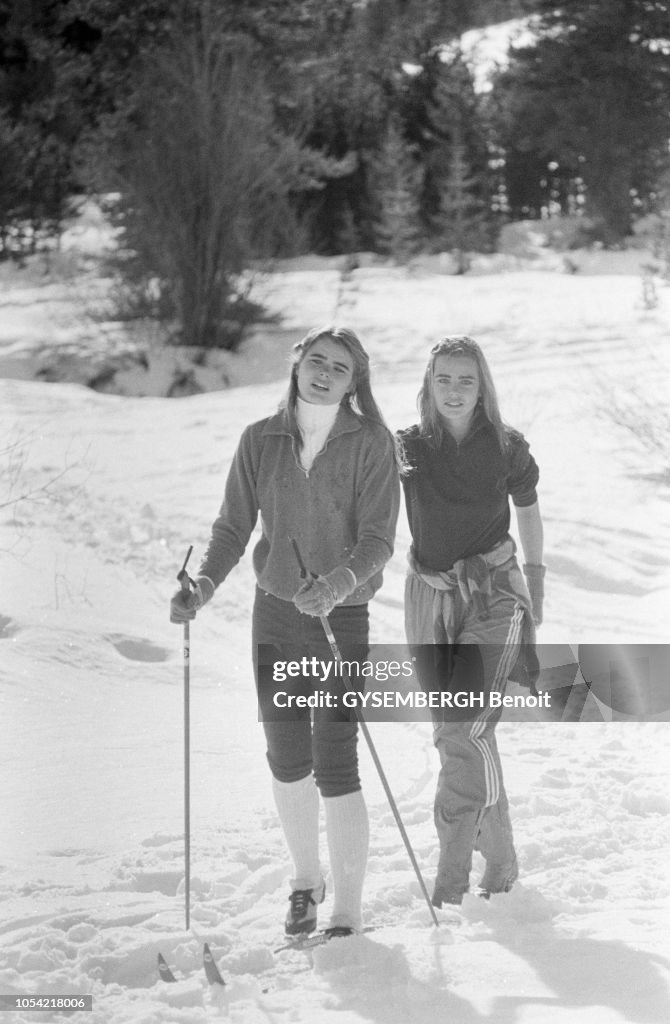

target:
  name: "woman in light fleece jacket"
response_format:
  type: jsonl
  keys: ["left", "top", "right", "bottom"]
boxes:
{"left": 171, "top": 326, "right": 400, "bottom": 939}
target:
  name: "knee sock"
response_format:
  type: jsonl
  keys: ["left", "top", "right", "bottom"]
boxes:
{"left": 324, "top": 790, "right": 369, "bottom": 931}
{"left": 272, "top": 774, "right": 322, "bottom": 891}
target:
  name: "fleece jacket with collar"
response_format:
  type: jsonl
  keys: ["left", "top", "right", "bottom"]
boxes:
{"left": 198, "top": 405, "right": 400, "bottom": 605}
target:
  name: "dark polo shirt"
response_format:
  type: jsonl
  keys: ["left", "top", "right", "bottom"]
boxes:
{"left": 398, "top": 415, "right": 539, "bottom": 572}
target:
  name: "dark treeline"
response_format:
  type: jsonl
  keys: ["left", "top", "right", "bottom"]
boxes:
{"left": 1, "top": 0, "right": 669, "bottom": 346}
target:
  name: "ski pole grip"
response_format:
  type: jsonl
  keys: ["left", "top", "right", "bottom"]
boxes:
{"left": 177, "top": 545, "right": 194, "bottom": 593}
{"left": 290, "top": 538, "right": 307, "bottom": 579}
{"left": 290, "top": 537, "right": 317, "bottom": 581}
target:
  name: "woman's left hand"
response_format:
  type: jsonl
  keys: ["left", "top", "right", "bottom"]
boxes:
{"left": 293, "top": 565, "right": 356, "bottom": 617}
{"left": 293, "top": 577, "right": 337, "bottom": 617}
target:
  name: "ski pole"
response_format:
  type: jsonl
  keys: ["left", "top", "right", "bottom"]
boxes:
{"left": 290, "top": 539, "right": 439, "bottom": 927}
{"left": 177, "top": 545, "right": 194, "bottom": 930}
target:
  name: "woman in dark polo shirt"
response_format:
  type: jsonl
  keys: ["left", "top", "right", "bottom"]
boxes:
{"left": 399, "top": 335, "right": 545, "bottom": 909}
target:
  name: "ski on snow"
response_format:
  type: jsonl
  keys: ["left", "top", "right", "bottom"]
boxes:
{"left": 157, "top": 943, "right": 226, "bottom": 986}
{"left": 158, "top": 929, "right": 378, "bottom": 984}
{"left": 274, "top": 925, "right": 376, "bottom": 953}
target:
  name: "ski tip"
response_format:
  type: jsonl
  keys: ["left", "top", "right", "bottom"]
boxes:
{"left": 203, "top": 943, "right": 226, "bottom": 986}
{"left": 157, "top": 953, "right": 178, "bottom": 983}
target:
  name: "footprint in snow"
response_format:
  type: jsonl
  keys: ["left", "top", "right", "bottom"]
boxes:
{"left": 0, "top": 614, "right": 18, "bottom": 638}
{"left": 107, "top": 634, "right": 170, "bottom": 662}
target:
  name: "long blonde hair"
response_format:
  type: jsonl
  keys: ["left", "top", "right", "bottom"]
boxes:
{"left": 417, "top": 336, "right": 508, "bottom": 451}
{"left": 285, "top": 325, "right": 387, "bottom": 426}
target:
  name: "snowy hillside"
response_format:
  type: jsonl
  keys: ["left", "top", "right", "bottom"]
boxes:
{"left": 1, "top": 221, "right": 670, "bottom": 1023}
{"left": 459, "top": 18, "right": 538, "bottom": 92}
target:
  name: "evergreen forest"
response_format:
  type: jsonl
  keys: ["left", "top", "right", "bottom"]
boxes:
{"left": 1, "top": 0, "right": 669, "bottom": 347}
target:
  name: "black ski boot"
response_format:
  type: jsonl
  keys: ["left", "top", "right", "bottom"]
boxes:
{"left": 285, "top": 883, "right": 326, "bottom": 935}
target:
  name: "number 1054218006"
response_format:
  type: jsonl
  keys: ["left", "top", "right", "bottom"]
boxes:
{"left": 0, "top": 995, "right": 92, "bottom": 1011}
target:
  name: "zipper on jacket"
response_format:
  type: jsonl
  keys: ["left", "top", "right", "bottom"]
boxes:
{"left": 292, "top": 427, "right": 345, "bottom": 478}
{"left": 291, "top": 434, "right": 310, "bottom": 477}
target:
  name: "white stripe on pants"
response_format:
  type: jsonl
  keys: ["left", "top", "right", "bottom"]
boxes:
{"left": 405, "top": 571, "right": 523, "bottom": 899}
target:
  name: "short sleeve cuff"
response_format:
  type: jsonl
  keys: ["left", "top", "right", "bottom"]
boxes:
{"left": 512, "top": 488, "right": 538, "bottom": 508}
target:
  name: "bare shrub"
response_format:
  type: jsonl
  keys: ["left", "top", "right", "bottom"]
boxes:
{"left": 108, "top": 19, "right": 304, "bottom": 349}
{"left": 596, "top": 351, "right": 670, "bottom": 481}
{"left": 0, "top": 429, "right": 80, "bottom": 513}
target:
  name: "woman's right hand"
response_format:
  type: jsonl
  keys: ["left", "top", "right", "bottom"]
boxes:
{"left": 169, "top": 577, "right": 215, "bottom": 623}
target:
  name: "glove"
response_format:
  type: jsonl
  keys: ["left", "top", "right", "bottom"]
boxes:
{"left": 293, "top": 566, "right": 357, "bottom": 617}
{"left": 523, "top": 563, "right": 546, "bottom": 627}
{"left": 169, "top": 576, "right": 215, "bottom": 623}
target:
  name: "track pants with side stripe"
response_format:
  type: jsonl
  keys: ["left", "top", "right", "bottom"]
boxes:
{"left": 405, "top": 571, "right": 522, "bottom": 904}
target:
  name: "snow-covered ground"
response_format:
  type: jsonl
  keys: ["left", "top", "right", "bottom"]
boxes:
{"left": 2, "top": 218, "right": 670, "bottom": 1023}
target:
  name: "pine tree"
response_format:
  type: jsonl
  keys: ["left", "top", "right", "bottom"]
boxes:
{"left": 374, "top": 120, "right": 423, "bottom": 263}
{"left": 426, "top": 57, "right": 489, "bottom": 266}
{"left": 435, "top": 131, "right": 487, "bottom": 272}
{"left": 493, "top": 0, "right": 670, "bottom": 242}
{"left": 0, "top": 0, "right": 100, "bottom": 255}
